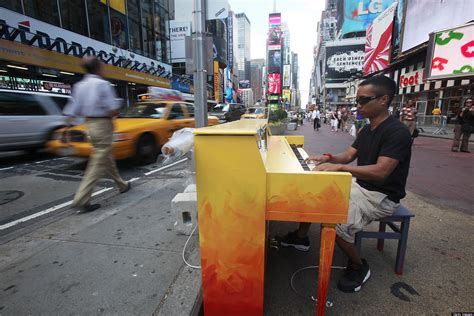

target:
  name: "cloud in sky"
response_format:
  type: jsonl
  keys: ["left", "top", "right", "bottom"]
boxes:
{"left": 228, "top": 0, "right": 325, "bottom": 104}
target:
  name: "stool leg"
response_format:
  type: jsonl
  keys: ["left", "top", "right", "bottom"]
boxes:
{"left": 377, "top": 222, "right": 387, "bottom": 251}
{"left": 395, "top": 218, "right": 411, "bottom": 275}
{"left": 355, "top": 232, "right": 362, "bottom": 255}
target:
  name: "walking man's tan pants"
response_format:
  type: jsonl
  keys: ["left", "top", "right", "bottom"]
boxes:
{"left": 73, "top": 118, "right": 128, "bottom": 207}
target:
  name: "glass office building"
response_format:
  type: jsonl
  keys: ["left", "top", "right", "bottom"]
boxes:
{"left": 0, "top": 0, "right": 171, "bottom": 63}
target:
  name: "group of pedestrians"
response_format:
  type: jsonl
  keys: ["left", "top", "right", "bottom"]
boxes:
{"left": 308, "top": 106, "right": 365, "bottom": 136}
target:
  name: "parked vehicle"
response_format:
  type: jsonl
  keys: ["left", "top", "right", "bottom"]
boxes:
{"left": 48, "top": 99, "right": 218, "bottom": 164}
{"left": 241, "top": 107, "right": 266, "bottom": 119}
{"left": 208, "top": 103, "right": 246, "bottom": 123}
{"left": 0, "top": 89, "right": 71, "bottom": 152}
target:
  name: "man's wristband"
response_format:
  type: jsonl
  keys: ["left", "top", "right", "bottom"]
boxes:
{"left": 323, "top": 153, "right": 333, "bottom": 160}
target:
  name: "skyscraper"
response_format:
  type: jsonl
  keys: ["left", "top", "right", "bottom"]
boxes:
{"left": 235, "top": 13, "right": 251, "bottom": 84}
{"left": 250, "top": 59, "right": 265, "bottom": 102}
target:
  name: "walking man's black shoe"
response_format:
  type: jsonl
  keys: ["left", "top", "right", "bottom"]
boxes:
{"left": 337, "top": 259, "right": 371, "bottom": 292}
{"left": 120, "top": 181, "right": 131, "bottom": 194}
{"left": 78, "top": 203, "right": 101, "bottom": 214}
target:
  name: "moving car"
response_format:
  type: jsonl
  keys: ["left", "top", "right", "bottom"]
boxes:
{"left": 241, "top": 107, "right": 266, "bottom": 119}
{"left": 48, "top": 98, "right": 218, "bottom": 164}
{"left": 0, "top": 89, "right": 71, "bottom": 152}
{"left": 208, "top": 103, "right": 246, "bottom": 123}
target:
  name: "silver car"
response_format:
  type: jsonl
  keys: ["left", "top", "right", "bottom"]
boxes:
{"left": 0, "top": 90, "right": 71, "bottom": 152}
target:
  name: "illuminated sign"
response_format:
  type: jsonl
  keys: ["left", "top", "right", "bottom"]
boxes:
{"left": 425, "top": 22, "right": 474, "bottom": 80}
{"left": 0, "top": 39, "right": 171, "bottom": 87}
{"left": 399, "top": 69, "right": 424, "bottom": 88}
{"left": 338, "top": 0, "right": 397, "bottom": 37}
{"left": 267, "top": 73, "right": 281, "bottom": 94}
{"left": 363, "top": 2, "right": 397, "bottom": 75}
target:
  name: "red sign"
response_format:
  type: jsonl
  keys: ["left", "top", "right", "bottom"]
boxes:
{"left": 267, "top": 73, "right": 281, "bottom": 94}
{"left": 399, "top": 69, "right": 424, "bottom": 88}
{"left": 363, "top": 3, "right": 397, "bottom": 75}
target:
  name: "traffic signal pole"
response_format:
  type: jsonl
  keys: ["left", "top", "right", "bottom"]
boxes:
{"left": 193, "top": 0, "right": 208, "bottom": 128}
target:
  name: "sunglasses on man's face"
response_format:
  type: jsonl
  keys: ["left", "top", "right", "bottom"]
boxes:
{"left": 355, "top": 95, "right": 384, "bottom": 105}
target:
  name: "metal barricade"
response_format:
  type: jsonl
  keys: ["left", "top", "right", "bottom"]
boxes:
{"left": 416, "top": 115, "right": 448, "bottom": 135}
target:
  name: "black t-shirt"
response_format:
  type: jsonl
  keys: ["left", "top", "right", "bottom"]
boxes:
{"left": 352, "top": 116, "right": 412, "bottom": 203}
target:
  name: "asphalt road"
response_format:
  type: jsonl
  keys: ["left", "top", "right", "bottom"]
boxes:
{"left": 0, "top": 150, "right": 184, "bottom": 238}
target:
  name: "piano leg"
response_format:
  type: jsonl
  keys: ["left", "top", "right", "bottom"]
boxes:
{"left": 316, "top": 224, "right": 336, "bottom": 316}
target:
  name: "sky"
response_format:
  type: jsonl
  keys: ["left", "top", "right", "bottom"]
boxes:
{"left": 228, "top": 0, "right": 325, "bottom": 105}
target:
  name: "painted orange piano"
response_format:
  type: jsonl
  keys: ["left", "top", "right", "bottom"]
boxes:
{"left": 194, "top": 119, "right": 352, "bottom": 315}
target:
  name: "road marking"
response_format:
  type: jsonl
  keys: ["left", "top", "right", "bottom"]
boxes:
{"left": 145, "top": 158, "right": 188, "bottom": 176}
{"left": 0, "top": 158, "right": 188, "bottom": 231}
{"left": 0, "top": 167, "right": 14, "bottom": 171}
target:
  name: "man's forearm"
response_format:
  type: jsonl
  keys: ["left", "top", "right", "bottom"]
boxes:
{"left": 340, "top": 164, "right": 386, "bottom": 182}
{"left": 328, "top": 152, "right": 355, "bottom": 165}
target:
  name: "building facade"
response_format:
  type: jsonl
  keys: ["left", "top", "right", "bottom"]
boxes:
{"left": 250, "top": 58, "right": 264, "bottom": 103}
{"left": 0, "top": 0, "right": 174, "bottom": 105}
{"left": 235, "top": 12, "right": 250, "bottom": 84}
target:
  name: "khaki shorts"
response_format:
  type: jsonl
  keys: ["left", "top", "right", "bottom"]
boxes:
{"left": 336, "top": 179, "right": 399, "bottom": 243}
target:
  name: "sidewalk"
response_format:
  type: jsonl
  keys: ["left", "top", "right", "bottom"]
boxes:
{"left": 263, "top": 122, "right": 473, "bottom": 314}
{"left": 0, "top": 123, "right": 472, "bottom": 315}
{"left": 0, "top": 170, "right": 202, "bottom": 315}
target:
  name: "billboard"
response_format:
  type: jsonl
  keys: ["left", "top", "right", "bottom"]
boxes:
{"left": 214, "top": 61, "right": 220, "bottom": 102}
{"left": 269, "top": 13, "right": 281, "bottom": 27}
{"left": 283, "top": 65, "right": 291, "bottom": 87}
{"left": 268, "top": 50, "right": 282, "bottom": 73}
{"left": 402, "top": 0, "right": 473, "bottom": 52}
{"left": 391, "top": 0, "right": 404, "bottom": 57}
{"left": 212, "top": 36, "right": 228, "bottom": 65}
{"left": 363, "top": 2, "right": 397, "bottom": 75}
{"left": 268, "top": 27, "right": 282, "bottom": 50}
{"left": 267, "top": 73, "right": 281, "bottom": 94}
{"left": 239, "top": 80, "right": 250, "bottom": 89}
{"left": 325, "top": 43, "right": 365, "bottom": 83}
{"left": 424, "top": 23, "right": 474, "bottom": 80}
{"left": 169, "top": 21, "right": 191, "bottom": 62}
{"left": 338, "top": 0, "right": 397, "bottom": 37}
{"left": 227, "top": 12, "right": 234, "bottom": 70}
{"left": 206, "top": 0, "right": 229, "bottom": 20}
{"left": 282, "top": 89, "right": 291, "bottom": 102}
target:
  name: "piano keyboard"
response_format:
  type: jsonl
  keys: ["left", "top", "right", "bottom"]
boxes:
{"left": 290, "top": 145, "right": 316, "bottom": 171}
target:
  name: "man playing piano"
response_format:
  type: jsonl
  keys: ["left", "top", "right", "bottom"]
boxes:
{"left": 279, "top": 75, "right": 412, "bottom": 293}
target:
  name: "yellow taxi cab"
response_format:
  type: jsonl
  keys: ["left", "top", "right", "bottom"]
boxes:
{"left": 241, "top": 107, "right": 266, "bottom": 119}
{"left": 47, "top": 89, "right": 218, "bottom": 164}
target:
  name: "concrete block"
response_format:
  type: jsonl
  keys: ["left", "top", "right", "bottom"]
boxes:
{"left": 184, "top": 184, "right": 196, "bottom": 193}
{"left": 172, "top": 192, "right": 197, "bottom": 235}
{"left": 287, "top": 122, "right": 297, "bottom": 131}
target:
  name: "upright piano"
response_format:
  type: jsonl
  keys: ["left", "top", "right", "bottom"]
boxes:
{"left": 194, "top": 119, "right": 352, "bottom": 316}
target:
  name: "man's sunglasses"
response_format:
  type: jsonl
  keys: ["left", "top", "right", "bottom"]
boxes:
{"left": 355, "top": 95, "right": 384, "bottom": 105}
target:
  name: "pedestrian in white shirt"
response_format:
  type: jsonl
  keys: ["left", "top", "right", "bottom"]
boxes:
{"left": 63, "top": 56, "right": 130, "bottom": 213}
{"left": 312, "top": 108, "right": 321, "bottom": 131}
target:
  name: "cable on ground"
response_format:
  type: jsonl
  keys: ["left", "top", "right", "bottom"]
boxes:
{"left": 182, "top": 224, "right": 201, "bottom": 269}
{"left": 290, "top": 265, "right": 346, "bottom": 307}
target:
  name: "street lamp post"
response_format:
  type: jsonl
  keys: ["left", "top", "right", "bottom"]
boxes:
{"left": 193, "top": 0, "right": 208, "bottom": 128}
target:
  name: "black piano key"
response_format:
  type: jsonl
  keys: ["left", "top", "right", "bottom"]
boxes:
{"left": 290, "top": 145, "right": 311, "bottom": 171}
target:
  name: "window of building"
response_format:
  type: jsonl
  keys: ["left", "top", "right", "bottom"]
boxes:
{"left": 110, "top": 8, "right": 129, "bottom": 49}
{"left": 141, "top": 0, "right": 155, "bottom": 59}
{"left": 87, "top": 0, "right": 111, "bottom": 44}
{"left": 154, "top": 0, "right": 171, "bottom": 63}
{"left": 24, "top": 0, "right": 60, "bottom": 26}
{"left": 59, "top": 0, "right": 88, "bottom": 36}
{"left": 0, "top": 0, "right": 23, "bottom": 13}
{"left": 127, "top": 0, "right": 143, "bottom": 55}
